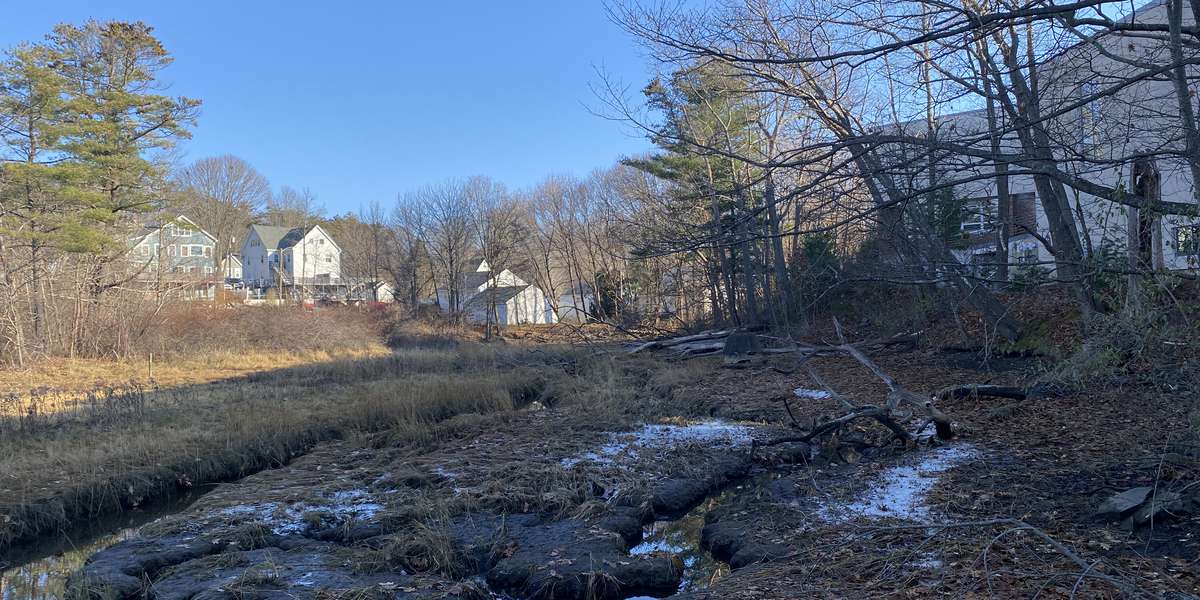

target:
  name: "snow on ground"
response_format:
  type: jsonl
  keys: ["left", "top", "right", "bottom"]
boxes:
{"left": 793, "top": 388, "right": 832, "bottom": 400}
{"left": 219, "top": 490, "right": 383, "bottom": 535}
{"left": 560, "top": 421, "right": 754, "bottom": 468}
{"left": 819, "top": 444, "right": 980, "bottom": 523}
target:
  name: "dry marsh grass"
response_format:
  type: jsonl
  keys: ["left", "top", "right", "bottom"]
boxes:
{"left": 0, "top": 340, "right": 589, "bottom": 551}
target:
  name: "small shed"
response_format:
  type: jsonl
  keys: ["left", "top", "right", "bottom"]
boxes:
{"left": 462, "top": 284, "right": 553, "bottom": 325}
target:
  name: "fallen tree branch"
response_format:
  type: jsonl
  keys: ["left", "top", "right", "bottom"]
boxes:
{"left": 935, "top": 384, "right": 1029, "bottom": 401}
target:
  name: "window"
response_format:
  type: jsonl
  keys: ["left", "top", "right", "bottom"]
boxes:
{"left": 203, "top": 246, "right": 212, "bottom": 257}
{"left": 1176, "top": 225, "right": 1200, "bottom": 256}
{"left": 325, "top": 254, "right": 332, "bottom": 263}
{"left": 317, "top": 239, "right": 325, "bottom": 245}
{"left": 180, "top": 246, "right": 190, "bottom": 257}
{"left": 168, "top": 245, "right": 176, "bottom": 257}
{"left": 960, "top": 198, "right": 994, "bottom": 233}
{"left": 1016, "top": 244, "right": 1038, "bottom": 265}
{"left": 1080, "top": 82, "right": 1102, "bottom": 154}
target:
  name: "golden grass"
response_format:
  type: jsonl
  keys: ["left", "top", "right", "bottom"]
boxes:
{"left": 0, "top": 343, "right": 560, "bottom": 550}
{"left": 0, "top": 345, "right": 391, "bottom": 399}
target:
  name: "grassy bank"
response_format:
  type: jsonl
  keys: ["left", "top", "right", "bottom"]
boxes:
{"left": 0, "top": 336, "right": 589, "bottom": 551}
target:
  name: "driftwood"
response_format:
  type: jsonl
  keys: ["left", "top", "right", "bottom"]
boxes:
{"left": 630, "top": 324, "right": 989, "bottom": 446}
{"left": 763, "top": 322, "right": 955, "bottom": 446}
{"left": 626, "top": 329, "right": 733, "bottom": 354}
{"left": 935, "top": 384, "right": 1030, "bottom": 401}
{"left": 626, "top": 328, "right": 917, "bottom": 361}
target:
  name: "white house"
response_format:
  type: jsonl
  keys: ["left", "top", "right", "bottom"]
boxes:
{"left": 436, "top": 258, "right": 556, "bottom": 325}
{"left": 897, "top": 0, "right": 1200, "bottom": 277}
{"left": 240, "top": 224, "right": 342, "bottom": 295}
{"left": 221, "top": 254, "right": 243, "bottom": 282}
{"left": 372, "top": 281, "right": 396, "bottom": 303}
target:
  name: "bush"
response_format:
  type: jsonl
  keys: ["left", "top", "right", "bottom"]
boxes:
{"left": 131, "top": 305, "right": 384, "bottom": 358}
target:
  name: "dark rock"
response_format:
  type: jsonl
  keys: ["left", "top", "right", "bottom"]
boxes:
{"left": 700, "top": 521, "right": 746, "bottom": 562}
{"left": 764, "top": 477, "right": 803, "bottom": 504}
{"left": 1129, "top": 492, "right": 1186, "bottom": 527}
{"left": 67, "top": 535, "right": 224, "bottom": 600}
{"left": 597, "top": 507, "right": 645, "bottom": 548}
{"left": 483, "top": 516, "right": 682, "bottom": 600}
{"left": 722, "top": 332, "right": 762, "bottom": 364}
{"left": 147, "top": 545, "right": 411, "bottom": 600}
{"left": 1095, "top": 487, "right": 1152, "bottom": 519}
{"left": 652, "top": 479, "right": 710, "bottom": 517}
{"left": 312, "top": 522, "right": 385, "bottom": 543}
{"left": 729, "top": 542, "right": 789, "bottom": 569}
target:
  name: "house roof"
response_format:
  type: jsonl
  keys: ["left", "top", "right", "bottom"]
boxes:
{"left": 280, "top": 224, "right": 342, "bottom": 252}
{"left": 278, "top": 228, "right": 306, "bottom": 249}
{"left": 249, "top": 225, "right": 295, "bottom": 249}
{"left": 461, "top": 270, "right": 493, "bottom": 290}
{"left": 463, "top": 285, "right": 529, "bottom": 311}
{"left": 132, "top": 215, "right": 216, "bottom": 246}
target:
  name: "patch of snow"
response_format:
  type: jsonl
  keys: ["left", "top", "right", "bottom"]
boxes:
{"left": 431, "top": 466, "right": 459, "bottom": 481}
{"left": 560, "top": 421, "right": 754, "bottom": 468}
{"left": 793, "top": 388, "right": 832, "bottom": 400}
{"left": 218, "top": 490, "right": 383, "bottom": 535}
{"left": 819, "top": 444, "right": 979, "bottom": 524}
{"left": 912, "top": 552, "right": 944, "bottom": 570}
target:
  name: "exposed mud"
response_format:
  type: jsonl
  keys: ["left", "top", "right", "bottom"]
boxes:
{"left": 56, "top": 417, "right": 777, "bottom": 600}
{"left": 26, "top": 346, "right": 1200, "bottom": 599}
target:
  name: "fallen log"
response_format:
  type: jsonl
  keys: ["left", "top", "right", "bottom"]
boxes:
{"left": 935, "top": 384, "right": 1029, "bottom": 401}
{"left": 627, "top": 329, "right": 733, "bottom": 354}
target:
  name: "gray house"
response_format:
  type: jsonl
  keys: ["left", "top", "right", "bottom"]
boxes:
{"left": 128, "top": 215, "right": 218, "bottom": 300}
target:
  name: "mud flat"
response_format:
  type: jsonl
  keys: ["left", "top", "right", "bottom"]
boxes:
{"left": 61, "top": 413, "right": 793, "bottom": 600}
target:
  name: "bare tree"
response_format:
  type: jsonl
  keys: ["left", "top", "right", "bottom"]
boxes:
{"left": 173, "top": 155, "right": 270, "bottom": 262}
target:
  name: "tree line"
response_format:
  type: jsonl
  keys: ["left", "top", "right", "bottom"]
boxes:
{"left": 7, "top": 0, "right": 1199, "bottom": 364}
{"left": 592, "top": 0, "right": 1200, "bottom": 342}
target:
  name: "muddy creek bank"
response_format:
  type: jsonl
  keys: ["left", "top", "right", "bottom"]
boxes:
{"left": 54, "top": 405, "right": 982, "bottom": 600}
{"left": 1, "top": 485, "right": 215, "bottom": 600}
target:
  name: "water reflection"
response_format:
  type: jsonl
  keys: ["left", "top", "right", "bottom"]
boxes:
{"left": 0, "top": 486, "right": 212, "bottom": 600}
{"left": 629, "top": 495, "right": 730, "bottom": 595}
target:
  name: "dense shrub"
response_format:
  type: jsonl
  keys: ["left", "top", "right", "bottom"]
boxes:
{"left": 131, "top": 305, "right": 384, "bottom": 358}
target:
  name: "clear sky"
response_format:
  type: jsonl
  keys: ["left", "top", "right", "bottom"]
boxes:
{"left": 1, "top": 1, "right": 656, "bottom": 215}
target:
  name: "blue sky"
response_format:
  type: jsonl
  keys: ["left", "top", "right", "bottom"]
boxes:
{"left": 1, "top": 1, "right": 656, "bottom": 215}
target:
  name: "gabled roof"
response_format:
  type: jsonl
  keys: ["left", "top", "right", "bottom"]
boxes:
{"left": 462, "top": 270, "right": 493, "bottom": 291}
{"left": 275, "top": 224, "right": 342, "bottom": 252}
{"left": 462, "top": 285, "right": 529, "bottom": 311}
{"left": 248, "top": 224, "right": 295, "bottom": 250}
{"left": 462, "top": 256, "right": 490, "bottom": 271}
{"left": 132, "top": 214, "right": 216, "bottom": 246}
{"left": 278, "top": 228, "right": 306, "bottom": 249}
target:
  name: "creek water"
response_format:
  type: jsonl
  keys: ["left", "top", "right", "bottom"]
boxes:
{"left": 0, "top": 485, "right": 214, "bottom": 600}
{"left": 628, "top": 503, "right": 729, "bottom": 597}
